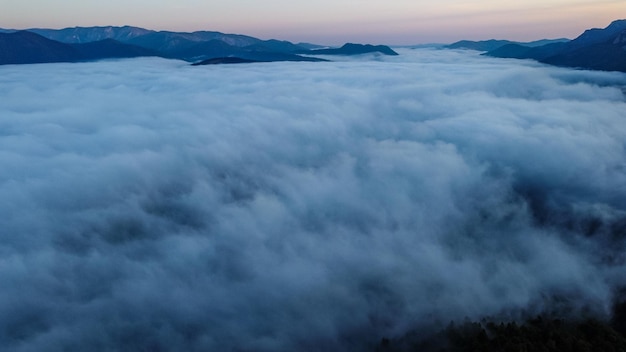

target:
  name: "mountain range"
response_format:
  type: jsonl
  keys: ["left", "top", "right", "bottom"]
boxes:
{"left": 0, "top": 26, "right": 398, "bottom": 65}
{"left": 446, "top": 38, "right": 570, "bottom": 52}
{"left": 2, "top": 21, "right": 625, "bottom": 71}
{"left": 449, "top": 19, "right": 626, "bottom": 73}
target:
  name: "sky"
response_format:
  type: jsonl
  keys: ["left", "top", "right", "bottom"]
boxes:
{"left": 1, "top": 0, "right": 625, "bottom": 44}
{"left": 1, "top": 50, "right": 626, "bottom": 350}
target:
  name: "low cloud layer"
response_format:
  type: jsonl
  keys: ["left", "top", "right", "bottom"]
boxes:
{"left": 1, "top": 51, "right": 626, "bottom": 351}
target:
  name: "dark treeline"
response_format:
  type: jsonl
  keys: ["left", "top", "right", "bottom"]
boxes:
{"left": 378, "top": 300, "right": 626, "bottom": 352}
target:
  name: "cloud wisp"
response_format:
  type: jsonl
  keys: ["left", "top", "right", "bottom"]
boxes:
{"left": 1, "top": 51, "right": 625, "bottom": 351}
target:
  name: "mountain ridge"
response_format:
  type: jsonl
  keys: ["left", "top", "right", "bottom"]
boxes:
{"left": 0, "top": 30, "right": 79, "bottom": 64}
{"left": 0, "top": 30, "right": 164, "bottom": 65}
{"left": 484, "top": 19, "right": 626, "bottom": 72}
{"left": 0, "top": 26, "right": 399, "bottom": 65}
{"left": 446, "top": 38, "right": 570, "bottom": 51}
{"left": 307, "top": 43, "right": 399, "bottom": 56}
{"left": 28, "top": 26, "right": 153, "bottom": 44}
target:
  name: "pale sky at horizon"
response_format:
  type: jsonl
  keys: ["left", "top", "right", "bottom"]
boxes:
{"left": 1, "top": 0, "right": 624, "bottom": 44}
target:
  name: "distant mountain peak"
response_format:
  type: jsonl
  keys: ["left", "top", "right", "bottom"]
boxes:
{"left": 29, "top": 26, "right": 153, "bottom": 44}
{"left": 572, "top": 19, "right": 626, "bottom": 46}
{"left": 607, "top": 19, "right": 626, "bottom": 29}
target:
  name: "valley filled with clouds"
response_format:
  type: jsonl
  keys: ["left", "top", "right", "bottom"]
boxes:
{"left": 1, "top": 50, "right": 625, "bottom": 351}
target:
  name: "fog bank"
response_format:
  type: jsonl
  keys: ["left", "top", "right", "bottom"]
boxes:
{"left": 1, "top": 51, "right": 626, "bottom": 351}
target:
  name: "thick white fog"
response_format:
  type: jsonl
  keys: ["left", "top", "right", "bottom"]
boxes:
{"left": 1, "top": 50, "right": 626, "bottom": 351}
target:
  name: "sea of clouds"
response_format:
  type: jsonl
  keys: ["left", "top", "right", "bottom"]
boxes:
{"left": 1, "top": 49, "right": 626, "bottom": 351}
